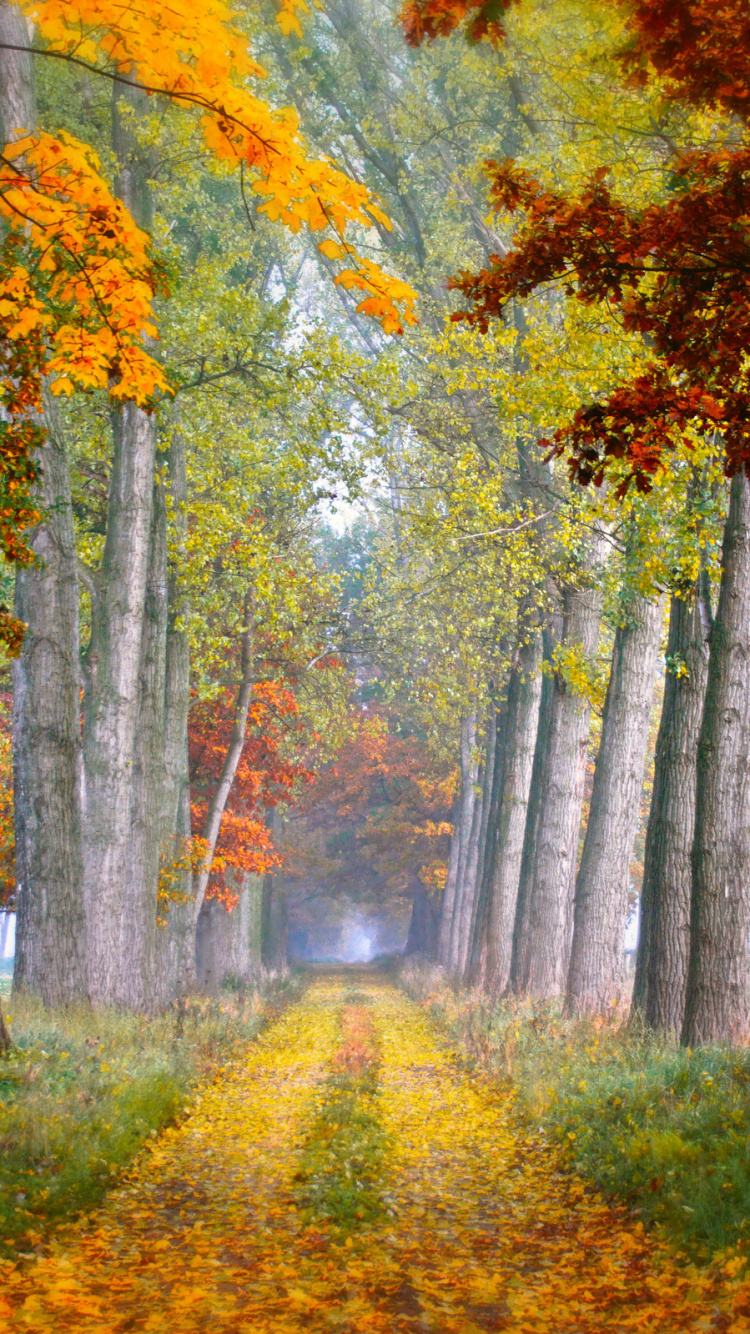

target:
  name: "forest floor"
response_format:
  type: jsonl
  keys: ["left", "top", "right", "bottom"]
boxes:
{"left": 2, "top": 970, "right": 750, "bottom": 1333}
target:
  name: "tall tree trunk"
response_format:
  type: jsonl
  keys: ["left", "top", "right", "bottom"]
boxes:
{"left": 196, "top": 872, "right": 263, "bottom": 993}
{"left": 82, "top": 79, "right": 162, "bottom": 1008}
{"left": 436, "top": 786, "right": 461, "bottom": 965}
{"left": 404, "top": 874, "right": 439, "bottom": 958}
{"left": 485, "top": 630, "right": 543, "bottom": 995}
{"left": 510, "top": 542, "right": 607, "bottom": 999}
{"left": 683, "top": 474, "right": 750, "bottom": 1047}
{"left": 438, "top": 713, "right": 477, "bottom": 966}
{"left": 2, "top": 4, "right": 88, "bottom": 1004}
{"left": 157, "top": 429, "right": 194, "bottom": 996}
{"left": 566, "top": 593, "right": 664, "bottom": 1017}
{"left": 130, "top": 462, "right": 169, "bottom": 1007}
{"left": 632, "top": 583, "right": 710, "bottom": 1033}
{"left": 191, "top": 596, "right": 254, "bottom": 929}
{"left": 466, "top": 699, "right": 506, "bottom": 988}
{"left": 83, "top": 403, "right": 157, "bottom": 1007}
{"left": 456, "top": 709, "right": 495, "bottom": 977}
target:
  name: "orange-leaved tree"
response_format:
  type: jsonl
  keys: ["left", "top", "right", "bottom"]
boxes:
{"left": 285, "top": 710, "right": 454, "bottom": 955}
{"left": 0, "top": 0, "right": 417, "bottom": 648}
{"left": 187, "top": 680, "right": 312, "bottom": 918}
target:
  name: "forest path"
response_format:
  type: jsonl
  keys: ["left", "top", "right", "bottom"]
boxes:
{"left": 2, "top": 972, "right": 749, "bottom": 1333}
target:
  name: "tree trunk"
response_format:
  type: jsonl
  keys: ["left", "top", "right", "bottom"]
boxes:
{"left": 2, "top": 4, "right": 88, "bottom": 1005}
{"left": 130, "top": 462, "right": 169, "bottom": 1007}
{"left": 191, "top": 597, "right": 254, "bottom": 929}
{"left": 683, "top": 474, "right": 750, "bottom": 1047}
{"left": 485, "top": 630, "right": 543, "bottom": 995}
{"left": 82, "top": 402, "right": 157, "bottom": 1008}
{"left": 510, "top": 543, "right": 607, "bottom": 999}
{"left": 157, "top": 430, "right": 194, "bottom": 996}
{"left": 404, "top": 875, "right": 439, "bottom": 958}
{"left": 196, "top": 872, "right": 263, "bottom": 993}
{"left": 566, "top": 593, "right": 664, "bottom": 1017}
{"left": 436, "top": 786, "right": 461, "bottom": 964}
{"left": 632, "top": 584, "right": 710, "bottom": 1033}
{"left": 81, "top": 75, "right": 168, "bottom": 1009}
{"left": 262, "top": 877, "right": 288, "bottom": 972}
{"left": 0, "top": 991, "right": 10, "bottom": 1053}
{"left": 455, "top": 709, "right": 495, "bottom": 977}
{"left": 465, "top": 699, "right": 506, "bottom": 987}
{"left": 438, "top": 713, "right": 477, "bottom": 966}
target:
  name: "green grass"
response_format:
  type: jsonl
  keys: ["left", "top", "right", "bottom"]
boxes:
{"left": 294, "top": 993, "right": 389, "bottom": 1235}
{"left": 0, "top": 973, "right": 301, "bottom": 1252}
{"left": 400, "top": 960, "right": 750, "bottom": 1263}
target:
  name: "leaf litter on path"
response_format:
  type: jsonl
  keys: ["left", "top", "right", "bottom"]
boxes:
{"left": 1, "top": 974, "right": 750, "bottom": 1332}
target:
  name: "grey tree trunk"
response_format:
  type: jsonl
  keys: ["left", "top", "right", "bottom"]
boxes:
{"left": 82, "top": 402, "right": 157, "bottom": 1008}
{"left": 262, "top": 876, "right": 288, "bottom": 972}
{"left": 158, "top": 430, "right": 194, "bottom": 996}
{"left": 485, "top": 631, "right": 543, "bottom": 995}
{"left": 438, "top": 713, "right": 477, "bottom": 966}
{"left": 404, "top": 875, "right": 439, "bottom": 958}
{"left": 566, "top": 593, "right": 664, "bottom": 1017}
{"left": 683, "top": 474, "right": 750, "bottom": 1047}
{"left": 510, "top": 543, "right": 607, "bottom": 999}
{"left": 632, "top": 584, "right": 710, "bottom": 1033}
{"left": 436, "top": 787, "right": 461, "bottom": 965}
{"left": 466, "top": 699, "right": 506, "bottom": 987}
{"left": 82, "top": 80, "right": 162, "bottom": 1008}
{"left": 2, "top": 4, "right": 88, "bottom": 1004}
{"left": 455, "top": 710, "right": 495, "bottom": 977}
{"left": 196, "top": 872, "right": 263, "bottom": 993}
{"left": 192, "top": 596, "right": 254, "bottom": 929}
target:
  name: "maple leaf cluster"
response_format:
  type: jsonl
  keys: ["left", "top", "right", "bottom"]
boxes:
{"left": 188, "top": 681, "right": 312, "bottom": 910}
{"left": 20, "top": 0, "right": 418, "bottom": 335}
{"left": 400, "top": 0, "right": 750, "bottom": 493}
{"left": 0, "top": 0, "right": 419, "bottom": 653}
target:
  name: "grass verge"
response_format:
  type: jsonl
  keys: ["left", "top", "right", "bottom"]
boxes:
{"left": 0, "top": 971, "right": 301, "bottom": 1253}
{"left": 294, "top": 991, "right": 389, "bottom": 1235}
{"left": 400, "top": 960, "right": 750, "bottom": 1264}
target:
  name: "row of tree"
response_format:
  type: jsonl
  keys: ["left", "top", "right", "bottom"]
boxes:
{"left": 393, "top": 0, "right": 750, "bottom": 1048}
{"left": 4, "top": 0, "right": 750, "bottom": 1054}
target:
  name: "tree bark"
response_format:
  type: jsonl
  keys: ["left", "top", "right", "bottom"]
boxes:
{"left": 510, "top": 542, "right": 607, "bottom": 999}
{"left": 192, "top": 596, "right": 254, "bottom": 928}
{"left": 404, "top": 874, "right": 439, "bottom": 958}
{"left": 82, "top": 80, "right": 163, "bottom": 1008}
{"left": 566, "top": 592, "right": 664, "bottom": 1017}
{"left": 0, "top": 990, "right": 10, "bottom": 1053}
{"left": 2, "top": 3, "right": 88, "bottom": 1005}
{"left": 632, "top": 584, "right": 710, "bottom": 1033}
{"left": 683, "top": 474, "right": 750, "bottom": 1047}
{"left": 262, "top": 874, "right": 288, "bottom": 972}
{"left": 196, "top": 872, "right": 263, "bottom": 993}
{"left": 455, "top": 709, "right": 495, "bottom": 977}
{"left": 82, "top": 402, "right": 157, "bottom": 1008}
{"left": 485, "top": 631, "right": 543, "bottom": 995}
{"left": 156, "top": 430, "right": 194, "bottom": 996}
{"left": 438, "top": 712, "right": 477, "bottom": 966}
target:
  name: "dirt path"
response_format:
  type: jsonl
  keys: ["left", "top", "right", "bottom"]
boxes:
{"left": 2, "top": 974, "right": 749, "bottom": 1332}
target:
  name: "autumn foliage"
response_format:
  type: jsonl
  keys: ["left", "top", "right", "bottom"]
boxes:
{"left": 0, "top": 0, "right": 417, "bottom": 651}
{"left": 400, "top": 0, "right": 750, "bottom": 494}
{"left": 188, "top": 681, "right": 311, "bottom": 909}
{"left": 288, "top": 712, "right": 453, "bottom": 902}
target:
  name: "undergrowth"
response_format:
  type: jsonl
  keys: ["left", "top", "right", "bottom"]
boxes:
{"left": 0, "top": 971, "right": 301, "bottom": 1253}
{"left": 295, "top": 991, "right": 389, "bottom": 1235}
{"left": 400, "top": 960, "right": 750, "bottom": 1264}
